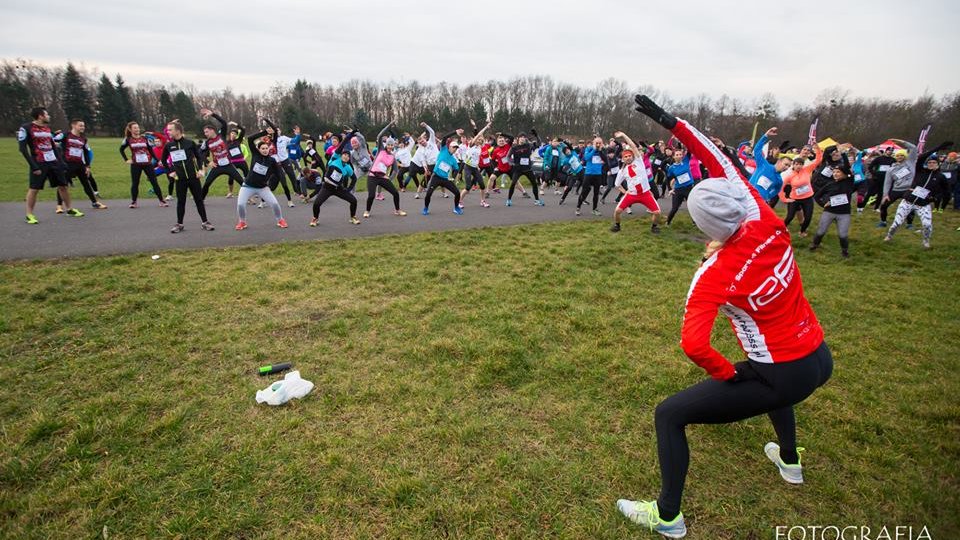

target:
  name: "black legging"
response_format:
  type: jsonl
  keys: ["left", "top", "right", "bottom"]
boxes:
{"left": 280, "top": 159, "right": 302, "bottom": 195}
{"left": 666, "top": 185, "right": 693, "bottom": 225}
{"left": 862, "top": 176, "right": 884, "bottom": 209}
{"left": 175, "top": 176, "right": 208, "bottom": 225}
{"left": 784, "top": 198, "right": 814, "bottom": 233}
{"left": 201, "top": 165, "right": 244, "bottom": 199}
{"left": 366, "top": 174, "right": 401, "bottom": 212}
{"left": 879, "top": 190, "right": 906, "bottom": 223}
{"left": 559, "top": 171, "right": 582, "bottom": 204}
{"left": 508, "top": 167, "right": 538, "bottom": 200}
{"left": 312, "top": 183, "right": 357, "bottom": 218}
{"left": 405, "top": 164, "right": 426, "bottom": 190}
{"left": 463, "top": 165, "right": 485, "bottom": 191}
{"left": 654, "top": 341, "right": 833, "bottom": 521}
{"left": 425, "top": 176, "right": 461, "bottom": 209}
{"left": 130, "top": 164, "right": 164, "bottom": 203}
{"left": 577, "top": 174, "right": 604, "bottom": 210}
{"left": 268, "top": 169, "right": 293, "bottom": 202}
{"left": 601, "top": 173, "right": 618, "bottom": 202}
{"left": 60, "top": 164, "right": 97, "bottom": 204}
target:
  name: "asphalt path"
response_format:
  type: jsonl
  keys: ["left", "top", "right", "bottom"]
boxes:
{"left": 0, "top": 186, "right": 679, "bottom": 261}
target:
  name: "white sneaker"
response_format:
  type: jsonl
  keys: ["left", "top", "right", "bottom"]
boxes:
{"left": 764, "top": 442, "right": 804, "bottom": 484}
{"left": 288, "top": 201, "right": 295, "bottom": 208}
{"left": 616, "top": 499, "right": 687, "bottom": 538}
{"left": 165, "top": 195, "right": 173, "bottom": 201}
{"left": 258, "top": 202, "right": 265, "bottom": 209}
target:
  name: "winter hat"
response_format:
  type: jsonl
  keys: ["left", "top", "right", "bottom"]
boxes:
{"left": 687, "top": 178, "right": 753, "bottom": 242}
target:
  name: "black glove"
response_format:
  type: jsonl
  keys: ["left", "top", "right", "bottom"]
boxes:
{"left": 634, "top": 94, "right": 677, "bottom": 130}
{"left": 729, "top": 361, "right": 761, "bottom": 383}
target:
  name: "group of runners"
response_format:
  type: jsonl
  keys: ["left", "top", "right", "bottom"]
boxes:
{"left": 15, "top": 97, "right": 956, "bottom": 538}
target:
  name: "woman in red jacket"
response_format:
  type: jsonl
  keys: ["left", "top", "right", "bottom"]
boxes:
{"left": 616, "top": 96, "right": 833, "bottom": 539}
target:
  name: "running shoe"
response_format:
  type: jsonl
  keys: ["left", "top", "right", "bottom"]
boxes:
{"left": 94, "top": 191, "right": 101, "bottom": 197}
{"left": 443, "top": 193, "right": 450, "bottom": 198}
{"left": 171, "top": 224, "right": 184, "bottom": 234}
{"left": 363, "top": 211, "right": 370, "bottom": 218}
{"left": 288, "top": 201, "right": 295, "bottom": 208}
{"left": 309, "top": 218, "right": 318, "bottom": 227}
{"left": 616, "top": 499, "right": 687, "bottom": 539}
{"left": 522, "top": 192, "right": 531, "bottom": 198}
{"left": 506, "top": 199, "right": 512, "bottom": 207}
{"left": 56, "top": 205, "right": 64, "bottom": 214}
{"left": 395, "top": 210, "right": 407, "bottom": 217}
{"left": 453, "top": 207, "right": 463, "bottom": 215}
{"left": 159, "top": 201, "right": 170, "bottom": 208}
{"left": 876, "top": 221, "right": 887, "bottom": 228}
{"left": 66, "top": 208, "right": 84, "bottom": 217}
{"left": 129, "top": 201, "right": 138, "bottom": 208}
{"left": 421, "top": 208, "right": 429, "bottom": 216}
{"left": 866, "top": 195, "right": 877, "bottom": 207}
{"left": 481, "top": 201, "right": 490, "bottom": 208}
{"left": 165, "top": 195, "right": 174, "bottom": 201}
{"left": 554, "top": 189, "right": 560, "bottom": 195}
{"left": 201, "top": 222, "right": 215, "bottom": 231}
{"left": 592, "top": 209, "right": 601, "bottom": 216}
{"left": 575, "top": 208, "right": 581, "bottom": 216}
{"left": 535, "top": 200, "right": 545, "bottom": 206}
{"left": 458, "top": 203, "right": 465, "bottom": 209}
{"left": 258, "top": 202, "right": 265, "bottom": 208}
{"left": 651, "top": 224, "right": 661, "bottom": 234}
{"left": 226, "top": 192, "right": 234, "bottom": 198}
{"left": 494, "top": 187, "right": 502, "bottom": 193}
{"left": 277, "top": 219, "right": 288, "bottom": 229}
{"left": 350, "top": 216, "right": 361, "bottom": 225}
{"left": 148, "top": 188, "right": 155, "bottom": 195}
{"left": 376, "top": 193, "right": 385, "bottom": 201}
{"left": 883, "top": 234, "right": 892, "bottom": 242}
{"left": 627, "top": 207, "right": 633, "bottom": 214}
{"left": 764, "top": 442, "right": 804, "bottom": 484}
{"left": 857, "top": 208, "right": 863, "bottom": 214}
{"left": 235, "top": 221, "right": 247, "bottom": 230}
{"left": 798, "top": 232, "right": 808, "bottom": 238}
{"left": 92, "top": 201, "right": 107, "bottom": 209}
{"left": 922, "top": 239, "right": 930, "bottom": 249}
{"left": 25, "top": 214, "right": 39, "bottom": 225}
{"left": 414, "top": 193, "right": 421, "bottom": 199}
{"left": 610, "top": 223, "right": 621, "bottom": 233}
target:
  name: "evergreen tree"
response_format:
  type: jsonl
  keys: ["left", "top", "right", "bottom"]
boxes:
{"left": 61, "top": 63, "right": 94, "bottom": 126}
{"left": 0, "top": 80, "right": 30, "bottom": 133}
{"left": 352, "top": 109, "right": 371, "bottom": 135}
{"left": 95, "top": 74, "right": 121, "bottom": 135}
{"left": 115, "top": 75, "right": 137, "bottom": 125}
{"left": 172, "top": 91, "right": 197, "bottom": 132}
{"left": 158, "top": 89, "right": 175, "bottom": 121}
{"left": 470, "top": 101, "right": 487, "bottom": 123}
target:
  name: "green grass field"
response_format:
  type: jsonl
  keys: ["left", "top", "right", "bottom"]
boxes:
{"left": 1, "top": 214, "right": 959, "bottom": 539}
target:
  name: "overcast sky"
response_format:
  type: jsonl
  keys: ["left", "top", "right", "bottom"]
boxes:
{"left": 2, "top": 0, "right": 958, "bottom": 109}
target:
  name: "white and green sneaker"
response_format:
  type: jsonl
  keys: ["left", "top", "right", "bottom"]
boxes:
{"left": 616, "top": 499, "right": 687, "bottom": 538}
{"left": 764, "top": 442, "right": 804, "bottom": 484}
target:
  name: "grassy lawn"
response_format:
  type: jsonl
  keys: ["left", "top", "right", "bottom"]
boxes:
{"left": 1, "top": 215, "right": 959, "bottom": 539}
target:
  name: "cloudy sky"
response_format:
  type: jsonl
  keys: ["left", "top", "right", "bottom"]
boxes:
{"left": 1, "top": 0, "right": 958, "bottom": 108}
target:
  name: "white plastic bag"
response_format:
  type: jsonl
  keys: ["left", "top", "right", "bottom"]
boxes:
{"left": 256, "top": 370, "right": 314, "bottom": 406}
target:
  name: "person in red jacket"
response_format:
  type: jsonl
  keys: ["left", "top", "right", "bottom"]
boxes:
{"left": 615, "top": 96, "right": 834, "bottom": 539}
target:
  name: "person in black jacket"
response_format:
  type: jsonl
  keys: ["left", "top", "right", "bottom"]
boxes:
{"left": 865, "top": 147, "right": 895, "bottom": 210}
{"left": 160, "top": 120, "right": 214, "bottom": 234}
{"left": 883, "top": 155, "right": 947, "bottom": 249}
{"left": 809, "top": 167, "right": 855, "bottom": 258}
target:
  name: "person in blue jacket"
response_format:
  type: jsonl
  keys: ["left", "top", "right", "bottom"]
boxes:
{"left": 558, "top": 143, "right": 584, "bottom": 205}
{"left": 309, "top": 148, "right": 359, "bottom": 226}
{"left": 851, "top": 148, "right": 868, "bottom": 213}
{"left": 423, "top": 129, "right": 464, "bottom": 215}
{"left": 664, "top": 149, "right": 697, "bottom": 225}
{"left": 749, "top": 127, "right": 792, "bottom": 207}
{"left": 577, "top": 137, "right": 611, "bottom": 216}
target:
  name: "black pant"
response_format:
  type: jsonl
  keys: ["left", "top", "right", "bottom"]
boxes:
{"left": 425, "top": 177, "right": 461, "bottom": 209}
{"left": 406, "top": 164, "right": 426, "bottom": 190}
{"left": 463, "top": 165, "right": 485, "bottom": 191}
{"left": 130, "top": 165, "right": 164, "bottom": 202}
{"left": 268, "top": 168, "right": 293, "bottom": 201}
{"left": 280, "top": 159, "right": 301, "bottom": 195}
{"left": 366, "top": 174, "right": 401, "bottom": 212}
{"left": 201, "top": 165, "right": 244, "bottom": 199}
{"left": 862, "top": 176, "right": 884, "bottom": 209}
{"left": 655, "top": 341, "right": 833, "bottom": 521}
{"left": 559, "top": 171, "right": 581, "bottom": 203}
{"left": 784, "top": 198, "right": 814, "bottom": 233}
{"left": 509, "top": 167, "right": 538, "bottom": 200}
{"left": 312, "top": 183, "right": 357, "bottom": 218}
{"left": 601, "top": 174, "right": 618, "bottom": 202}
{"left": 880, "top": 190, "right": 906, "bottom": 222}
{"left": 60, "top": 164, "right": 97, "bottom": 204}
{"left": 577, "top": 174, "right": 603, "bottom": 210}
{"left": 666, "top": 186, "right": 693, "bottom": 224}
{"left": 175, "top": 176, "right": 208, "bottom": 224}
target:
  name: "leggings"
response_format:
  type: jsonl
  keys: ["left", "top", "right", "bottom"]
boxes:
{"left": 366, "top": 174, "right": 401, "bottom": 212}
{"left": 268, "top": 168, "right": 293, "bottom": 201}
{"left": 463, "top": 165, "right": 485, "bottom": 191}
{"left": 879, "top": 190, "right": 906, "bottom": 223}
{"left": 559, "top": 171, "right": 582, "bottom": 203}
{"left": 425, "top": 177, "right": 461, "bottom": 209}
{"left": 508, "top": 167, "right": 538, "bottom": 200}
{"left": 280, "top": 159, "right": 302, "bottom": 195}
{"left": 784, "top": 198, "right": 814, "bottom": 233}
{"left": 861, "top": 177, "right": 884, "bottom": 209}
{"left": 577, "top": 174, "right": 604, "bottom": 210}
{"left": 812, "top": 211, "right": 851, "bottom": 253}
{"left": 201, "top": 165, "right": 244, "bottom": 199}
{"left": 666, "top": 186, "right": 693, "bottom": 224}
{"left": 130, "top": 164, "right": 164, "bottom": 203}
{"left": 60, "top": 164, "right": 97, "bottom": 204}
{"left": 174, "top": 176, "right": 208, "bottom": 225}
{"left": 312, "top": 184, "right": 357, "bottom": 218}
{"left": 406, "top": 164, "right": 427, "bottom": 190}
{"left": 601, "top": 173, "right": 618, "bottom": 202}
{"left": 655, "top": 341, "right": 833, "bottom": 520}
{"left": 888, "top": 200, "right": 933, "bottom": 242}
{"left": 237, "top": 186, "right": 282, "bottom": 221}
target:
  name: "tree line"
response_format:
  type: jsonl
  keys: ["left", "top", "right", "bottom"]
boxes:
{"left": 2, "top": 58, "right": 958, "bottom": 151}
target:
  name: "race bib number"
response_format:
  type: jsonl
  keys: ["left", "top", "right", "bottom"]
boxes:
{"left": 878, "top": 165, "right": 891, "bottom": 172}
{"left": 551, "top": 150, "right": 559, "bottom": 157}
{"left": 252, "top": 162, "right": 269, "bottom": 175}
{"left": 68, "top": 147, "right": 83, "bottom": 158}
{"left": 592, "top": 156, "right": 603, "bottom": 164}
{"left": 217, "top": 157, "right": 229, "bottom": 166}
{"left": 372, "top": 162, "right": 387, "bottom": 174}
{"left": 829, "top": 194, "right": 849, "bottom": 207}
{"left": 854, "top": 173, "right": 864, "bottom": 182}
{"left": 757, "top": 176, "right": 772, "bottom": 190}
{"left": 677, "top": 173, "right": 691, "bottom": 185}
{"left": 610, "top": 166, "right": 620, "bottom": 175}
{"left": 944, "top": 172, "right": 953, "bottom": 179}
{"left": 438, "top": 162, "right": 452, "bottom": 173}
{"left": 41, "top": 150, "right": 57, "bottom": 162}
{"left": 894, "top": 168, "right": 911, "bottom": 180}
{"left": 820, "top": 166, "right": 833, "bottom": 177}
{"left": 330, "top": 170, "right": 343, "bottom": 182}
{"left": 229, "top": 147, "right": 242, "bottom": 157}
{"left": 794, "top": 184, "right": 812, "bottom": 196}
{"left": 654, "top": 159, "right": 662, "bottom": 166}
{"left": 501, "top": 157, "right": 509, "bottom": 164}
{"left": 520, "top": 157, "right": 530, "bottom": 166}
{"left": 359, "top": 157, "right": 372, "bottom": 169}
{"left": 569, "top": 158, "right": 581, "bottom": 169}
{"left": 135, "top": 153, "right": 149, "bottom": 163}
{"left": 170, "top": 149, "right": 188, "bottom": 162}
{"left": 308, "top": 149, "right": 317, "bottom": 157}
{"left": 911, "top": 186, "right": 930, "bottom": 199}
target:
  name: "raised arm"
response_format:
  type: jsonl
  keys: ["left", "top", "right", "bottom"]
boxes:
{"left": 470, "top": 122, "right": 492, "bottom": 146}
{"left": 613, "top": 131, "right": 641, "bottom": 158}
{"left": 247, "top": 130, "right": 268, "bottom": 152}
{"left": 420, "top": 122, "right": 436, "bottom": 145}
{"left": 376, "top": 121, "right": 394, "bottom": 151}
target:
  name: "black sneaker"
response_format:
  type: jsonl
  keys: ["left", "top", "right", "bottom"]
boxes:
{"left": 651, "top": 224, "right": 661, "bottom": 234}
{"left": 610, "top": 223, "right": 621, "bottom": 233}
